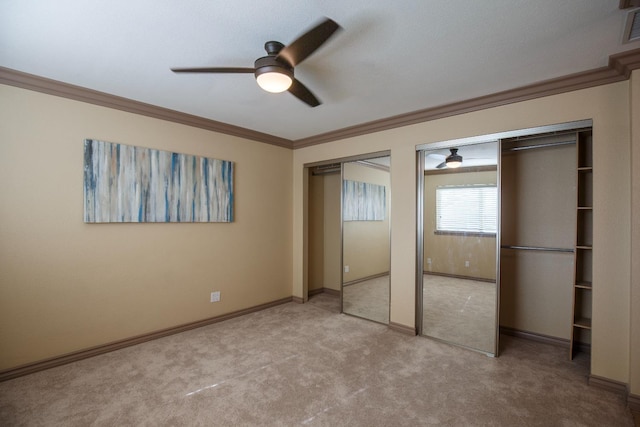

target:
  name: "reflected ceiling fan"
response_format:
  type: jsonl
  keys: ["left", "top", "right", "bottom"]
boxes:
{"left": 427, "top": 148, "right": 493, "bottom": 169}
{"left": 171, "top": 18, "right": 341, "bottom": 107}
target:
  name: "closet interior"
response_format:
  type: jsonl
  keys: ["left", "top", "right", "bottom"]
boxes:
{"left": 500, "top": 127, "right": 593, "bottom": 360}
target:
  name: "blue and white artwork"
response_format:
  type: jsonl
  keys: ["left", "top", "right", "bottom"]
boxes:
{"left": 343, "top": 180, "right": 386, "bottom": 221}
{"left": 83, "top": 139, "right": 233, "bottom": 223}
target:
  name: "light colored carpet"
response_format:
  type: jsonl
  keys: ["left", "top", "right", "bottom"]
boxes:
{"left": 307, "top": 292, "right": 342, "bottom": 313}
{"left": 342, "top": 275, "right": 389, "bottom": 324}
{"left": 0, "top": 299, "right": 634, "bottom": 426}
{"left": 423, "top": 274, "right": 497, "bottom": 354}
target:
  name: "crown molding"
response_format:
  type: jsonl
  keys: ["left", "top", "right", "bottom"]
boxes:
{"left": 0, "top": 66, "right": 293, "bottom": 149}
{"left": 610, "top": 47, "right": 640, "bottom": 77}
{"left": 293, "top": 48, "right": 640, "bottom": 148}
{"left": 2, "top": 48, "right": 640, "bottom": 151}
{"left": 620, "top": 0, "right": 640, "bottom": 9}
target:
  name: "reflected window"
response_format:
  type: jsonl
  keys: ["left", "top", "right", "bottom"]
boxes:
{"left": 436, "top": 185, "right": 497, "bottom": 235}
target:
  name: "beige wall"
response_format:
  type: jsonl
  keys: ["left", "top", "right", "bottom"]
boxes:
{"left": 423, "top": 170, "right": 497, "bottom": 281}
{"left": 343, "top": 162, "right": 391, "bottom": 282}
{"left": 307, "top": 172, "right": 341, "bottom": 292}
{"left": 0, "top": 84, "right": 293, "bottom": 370}
{"left": 294, "top": 81, "right": 631, "bottom": 385}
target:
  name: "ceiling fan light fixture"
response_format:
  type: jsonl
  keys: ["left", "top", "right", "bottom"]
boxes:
{"left": 254, "top": 59, "right": 293, "bottom": 93}
{"left": 256, "top": 70, "right": 292, "bottom": 93}
{"left": 446, "top": 148, "right": 463, "bottom": 168}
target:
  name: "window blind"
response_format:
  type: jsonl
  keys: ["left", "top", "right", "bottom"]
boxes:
{"left": 436, "top": 185, "right": 497, "bottom": 233}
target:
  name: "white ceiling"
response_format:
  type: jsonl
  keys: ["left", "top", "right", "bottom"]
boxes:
{"left": 1, "top": 1, "right": 639, "bottom": 141}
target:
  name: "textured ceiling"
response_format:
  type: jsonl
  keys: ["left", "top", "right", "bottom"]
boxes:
{"left": 1, "top": 1, "right": 639, "bottom": 141}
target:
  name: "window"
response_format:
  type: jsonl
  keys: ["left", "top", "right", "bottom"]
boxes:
{"left": 435, "top": 185, "right": 497, "bottom": 235}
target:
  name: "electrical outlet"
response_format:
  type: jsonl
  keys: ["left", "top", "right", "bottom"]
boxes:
{"left": 427, "top": 258, "right": 432, "bottom": 264}
{"left": 210, "top": 291, "right": 220, "bottom": 303}
{"left": 344, "top": 265, "right": 350, "bottom": 273}
{"left": 464, "top": 261, "right": 470, "bottom": 267}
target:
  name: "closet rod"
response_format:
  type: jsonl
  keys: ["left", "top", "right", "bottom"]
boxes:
{"left": 501, "top": 245, "right": 574, "bottom": 253}
{"left": 502, "top": 140, "right": 574, "bottom": 152}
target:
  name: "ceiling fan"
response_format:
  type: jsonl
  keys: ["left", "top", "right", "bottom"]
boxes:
{"left": 171, "top": 18, "right": 341, "bottom": 107}
{"left": 427, "top": 148, "right": 494, "bottom": 169}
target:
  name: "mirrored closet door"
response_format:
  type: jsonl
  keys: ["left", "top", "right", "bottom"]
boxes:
{"left": 418, "top": 142, "right": 499, "bottom": 355}
{"left": 341, "top": 156, "right": 391, "bottom": 324}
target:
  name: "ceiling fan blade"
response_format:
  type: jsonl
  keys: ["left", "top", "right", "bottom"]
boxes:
{"left": 277, "top": 18, "right": 341, "bottom": 67}
{"left": 288, "top": 79, "right": 321, "bottom": 107}
{"left": 171, "top": 67, "right": 255, "bottom": 73}
{"left": 436, "top": 161, "right": 447, "bottom": 169}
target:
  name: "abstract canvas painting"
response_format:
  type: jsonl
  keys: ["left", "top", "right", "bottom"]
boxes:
{"left": 83, "top": 139, "right": 233, "bottom": 223}
{"left": 343, "top": 180, "right": 386, "bottom": 221}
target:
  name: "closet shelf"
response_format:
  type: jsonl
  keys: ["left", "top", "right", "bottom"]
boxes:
{"left": 571, "top": 128, "right": 593, "bottom": 361}
{"left": 573, "top": 318, "right": 592, "bottom": 329}
{"left": 501, "top": 244, "right": 574, "bottom": 253}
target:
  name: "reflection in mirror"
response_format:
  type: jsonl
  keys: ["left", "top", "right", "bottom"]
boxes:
{"left": 342, "top": 156, "right": 390, "bottom": 324}
{"left": 421, "top": 142, "right": 498, "bottom": 354}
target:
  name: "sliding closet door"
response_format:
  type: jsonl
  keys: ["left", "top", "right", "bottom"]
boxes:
{"left": 420, "top": 141, "right": 499, "bottom": 355}
{"left": 500, "top": 134, "right": 576, "bottom": 340}
{"left": 342, "top": 157, "right": 391, "bottom": 324}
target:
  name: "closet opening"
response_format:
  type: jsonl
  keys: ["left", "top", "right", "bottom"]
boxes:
{"left": 416, "top": 119, "right": 593, "bottom": 364}
{"left": 500, "top": 127, "right": 593, "bottom": 361}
